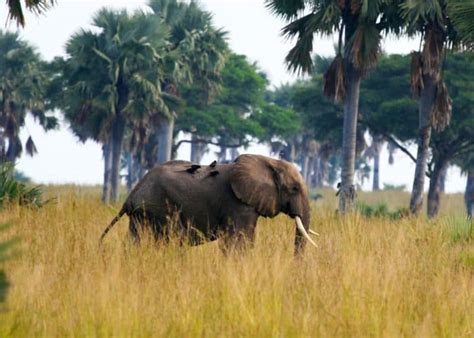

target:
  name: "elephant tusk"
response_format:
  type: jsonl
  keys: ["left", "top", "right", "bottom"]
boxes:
{"left": 295, "top": 216, "right": 318, "bottom": 248}
{"left": 309, "top": 229, "right": 320, "bottom": 237}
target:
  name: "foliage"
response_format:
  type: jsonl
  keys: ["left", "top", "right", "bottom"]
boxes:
{"left": 252, "top": 102, "right": 300, "bottom": 142}
{"left": 360, "top": 52, "right": 474, "bottom": 173}
{"left": 56, "top": 9, "right": 171, "bottom": 145}
{"left": 265, "top": 0, "right": 402, "bottom": 75}
{"left": 356, "top": 201, "right": 409, "bottom": 220}
{"left": 291, "top": 75, "right": 342, "bottom": 145}
{"left": 360, "top": 54, "right": 418, "bottom": 142}
{"left": 5, "top": 0, "right": 55, "bottom": 27}
{"left": 0, "top": 163, "right": 47, "bottom": 209}
{"left": 0, "top": 31, "right": 57, "bottom": 162}
{"left": 448, "top": 0, "right": 474, "bottom": 50}
{"left": 429, "top": 53, "right": 474, "bottom": 163}
{"left": 383, "top": 183, "right": 406, "bottom": 191}
{"left": 177, "top": 53, "right": 270, "bottom": 147}
{"left": 53, "top": 1, "right": 229, "bottom": 182}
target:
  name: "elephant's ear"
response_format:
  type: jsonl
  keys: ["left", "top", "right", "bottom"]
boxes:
{"left": 230, "top": 154, "right": 280, "bottom": 217}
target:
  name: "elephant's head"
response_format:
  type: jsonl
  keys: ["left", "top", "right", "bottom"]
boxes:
{"left": 230, "top": 154, "right": 317, "bottom": 254}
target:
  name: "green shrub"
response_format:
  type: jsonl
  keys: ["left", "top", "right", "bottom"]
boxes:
{"left": 0, "top": 162, "right": 48, "bottom": 209}
{"left": 356, "top": 201, "right": 409, "bottom": 220}
{"left": 309, "top": 189, "right": 323, "bottom": 201}
{"left": 383, "top": 183, "right": 406, "bottom": 191}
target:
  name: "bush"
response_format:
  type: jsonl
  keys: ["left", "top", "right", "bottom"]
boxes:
{"left": 356, "top": 201, "right": 409, "bottom": 220}
{"left": 383, "top": 183, "right": 406, "bottom": 191}
{"left": 0, "top": 162, "right": 48, "bottom": 209}
{"left": 309, "top": 189, "right": 323, "bottom": 201}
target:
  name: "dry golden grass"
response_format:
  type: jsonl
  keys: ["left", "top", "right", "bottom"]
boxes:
{"left": 0, "top": 186, "right": 472, "bottom": 337}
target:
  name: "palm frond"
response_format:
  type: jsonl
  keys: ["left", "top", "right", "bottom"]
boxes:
{"left": 323, "top": 54, "right": 345, "bottom": 103}
{"left": 265, "top": 0, "right": 306, "bottom": 20}
{"left": 6, "top": 0, "right": 55, "bottom": 27}
{"left": 347, "top": 23, "right": 381, "bottom": 75}
{"left": 25, "top": 136, "right": 38, "bottom": 157}
{"left": 281, "top": 13, "right": 318, "bottom": 74}
{"left": 422, "top": 24, "right": 445, "bottom": 76}
{"left": 431, "top": 80, "right": 452, "bottom": 131}
{"left": 448, "top": 0, "right": 474, "bottom": 50}
{"left": 410, "top": 51, "right": 423, "bottom": 98}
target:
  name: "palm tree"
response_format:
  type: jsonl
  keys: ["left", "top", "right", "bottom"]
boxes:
{"left": 448, "top": 0, "right": 474, "bottom": 51}
{"left": 401, "top": 0, "right": 461, "bottom": 214}
{"left": 147, "top": 0, "right": 227, "bottom": 165}
{"left": 5, "top": 0, "right": 55, "bottom": 26}
{"left": 266, "top": 0, "right": 402, "bottom": 213}
{"left": 59, "top": 9, "right": 170, "bottom": 203}
{"left": 0, "top": 30, "right": 57, "bottom": 163}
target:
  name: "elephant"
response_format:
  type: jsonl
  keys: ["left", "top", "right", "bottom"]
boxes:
{"left": 100, "top": 154, "right": 318, "bottom": 254}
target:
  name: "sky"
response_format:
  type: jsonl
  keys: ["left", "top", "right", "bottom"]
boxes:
{"left": 1, "top": 0, "right": 467, "bottom": 192}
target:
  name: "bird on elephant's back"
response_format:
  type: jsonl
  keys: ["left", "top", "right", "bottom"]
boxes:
{"left": 100, "top": 154, "right": 318, "bottom": 255}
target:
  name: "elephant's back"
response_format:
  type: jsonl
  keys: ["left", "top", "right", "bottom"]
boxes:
{"left": 123, "top": 164, "right": 187, "bottom": 213}
{"left": 124, "top": 161, "right": 232, "bottom": 215}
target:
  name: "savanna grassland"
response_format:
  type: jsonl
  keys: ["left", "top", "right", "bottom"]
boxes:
{"left": 0, "top": 186, "right": 472, "bottom": 337}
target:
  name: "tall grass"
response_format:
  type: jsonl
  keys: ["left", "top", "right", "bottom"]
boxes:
{"left": 0, "top": 187, "right": 472, "bottom": 337}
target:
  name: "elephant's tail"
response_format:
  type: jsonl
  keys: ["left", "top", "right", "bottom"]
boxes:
{"left": 99, "top": 207, "right": 126, "bottom": 244}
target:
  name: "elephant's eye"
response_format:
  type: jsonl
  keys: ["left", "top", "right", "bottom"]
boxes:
{"left": 292, "top": 186, "right": 299, "bottom": 193}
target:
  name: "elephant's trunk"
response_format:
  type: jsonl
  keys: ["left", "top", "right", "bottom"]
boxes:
{"left": 295, "top": 217, "right": 317, "bottom": 248}
{"left": 294, "top": 200, "right": 315, "bottom": 255}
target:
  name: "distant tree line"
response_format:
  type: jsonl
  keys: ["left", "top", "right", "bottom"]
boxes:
{"left": 266, "top": 0, "right": 474, "bottom": 217}
{"left": 266, "top": 53, "right": 473, "bottom": 218}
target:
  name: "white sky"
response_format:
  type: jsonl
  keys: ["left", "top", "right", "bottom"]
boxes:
{"left": 1, "top": 0, "right": 467, "bottom": 192}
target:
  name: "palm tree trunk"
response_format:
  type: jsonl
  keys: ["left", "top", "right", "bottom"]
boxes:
{"left": 410, "top": 74, "right": 437, "bottom": 214}
{"left": 101, "top": 142, "right": 112, "bottom": 203}
{"left": 302, "top": 154, "right": 309, "bottom": 184}
{"left": 110, "top": 116, "right": 125, "bottom": 202}
{"left": 134, "top": 153, "right": 145, "bottom": 180}
{"left": 439, "top": 163, "right": 448, "bottom": 193}
{"left": 126, "top": 152, "right": 134, "bottom": 192}
{"left": 307, "top": 156, "right": 315, "bottom": 186}
{"left": 427, "top": 158, "right": 448, "bottom": 218}
{"left": 218, "top": 145, "right": 227, "bottom": 162}
{"left": 190, "top": 136, "right": 207, "bottom": 164}
{"left": 190, "top": 135, "right": 199, "bottom": 163}
{"left": 372, "top": 140, "right": 381, "bottom": 191}
{"left": 339, "top": 65, "right": 361, "bottom": 213}
{"left": 6, "top": 136, "right": 20, "bottom": 163}
{"left": 230, "top": 146, "right": 239, "bottom": 161}
{"left": 465, "top": 169, "right": 474, "bottom": 219}
{"left": 0, "top": 131, "right": 6, "bottom": 162}
{"left": 312, "top": 156, "right": 320, "bottom": 188}
{"left": 317, "top": 156, "right": 328, "bottom": 188}
{"left": 156, "top": 114, "right": 175, "bottom": 164}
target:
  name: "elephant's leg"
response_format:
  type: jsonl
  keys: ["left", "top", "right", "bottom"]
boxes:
{"left": 220, "top": 209, "right": 258, "bottom": 255}
{"left": 129, "top": 216, "right": 141, "bottom": 244}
